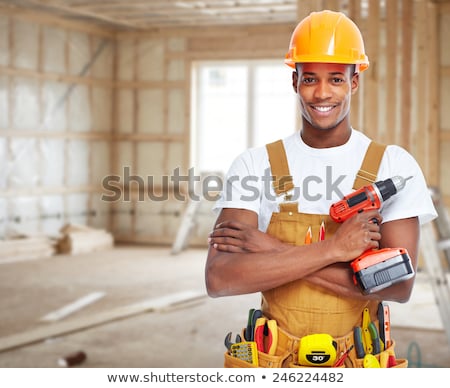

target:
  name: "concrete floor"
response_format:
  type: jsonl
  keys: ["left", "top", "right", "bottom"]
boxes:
{"left": 0, "top": 245, "right": 449, "bottom": 368}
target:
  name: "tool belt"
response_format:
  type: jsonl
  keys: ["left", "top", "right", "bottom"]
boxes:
{"left": 224, "top": 317, "right": 408, "bottom": 368}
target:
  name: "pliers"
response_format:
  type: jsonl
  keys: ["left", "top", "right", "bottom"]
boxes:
{"left": 254, "top": 317, "right": 278, "bottom": 355}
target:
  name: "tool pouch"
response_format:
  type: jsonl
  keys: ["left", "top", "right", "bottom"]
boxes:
{"left": 224, "top": 349, "right": 291, "bottom": 368}
{"left": 350, "top": 340, "right": 408, "bottom": 368}
{"left": 224, "top": 326, "right": 293, "bottom": 368}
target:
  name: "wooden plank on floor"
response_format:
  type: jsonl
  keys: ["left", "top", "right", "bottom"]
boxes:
{"left": 0, "top": 290, "right": 206, "bottom": 353}
{"left": 39, "top": 291, "right": 106, "bottom": 322}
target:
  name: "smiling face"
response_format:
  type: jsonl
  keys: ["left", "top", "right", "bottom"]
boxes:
{"left": 293, "top": 63, "right": 359, "bottom": 135}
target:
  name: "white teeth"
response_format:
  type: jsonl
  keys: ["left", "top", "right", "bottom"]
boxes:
{"left": 314, "top": 106, "right": 333, "bottom": 112}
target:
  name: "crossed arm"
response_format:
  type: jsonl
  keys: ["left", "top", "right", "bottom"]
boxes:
{"left": 205, "top": 207, "right": 419, "bottom": 303}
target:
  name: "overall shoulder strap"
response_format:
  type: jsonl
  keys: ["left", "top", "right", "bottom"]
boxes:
{"left": 353, "top": 141, "right": 387, "bottom": 190}
{"left": 266, "top": 140, "right": 294, "bottom": 196}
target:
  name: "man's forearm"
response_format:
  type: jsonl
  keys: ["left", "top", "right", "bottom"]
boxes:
{"left": 306, "top": 263, "right": 369, "bottom": 300}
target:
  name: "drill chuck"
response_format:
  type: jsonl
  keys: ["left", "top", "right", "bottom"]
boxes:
{"left": 376, "top": 176, "right": 412, "bottom": 203}
{"left": 329, "top": 175, "right": 413, "bottom": 223}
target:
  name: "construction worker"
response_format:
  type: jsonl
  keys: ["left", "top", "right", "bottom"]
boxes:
{"left": 205, "top": 10, "right": 437, "bottom": 368}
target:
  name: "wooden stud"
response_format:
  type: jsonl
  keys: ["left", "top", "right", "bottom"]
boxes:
{"left": 427, "top": 1, "right": 439, "bottom": 187}
{"left": 401, "top": 0, "right": 413, "bottom": 152}
{"left": 415, "top": 0, "right": 427, "bottom": 171}
{"left": 385, "top": 0, "right": 397, "bottom": 145}
{"left": 349, "top": 0, "right": 362, "bottom": 131}
{"left": 131, "top": 37, "right": 138, "bottom": 238}
{"left": 364, "top": 0, "right": 380, "bottom": 141}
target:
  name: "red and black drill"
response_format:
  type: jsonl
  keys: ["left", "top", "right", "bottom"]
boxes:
{"left": 329, "top": 176, "right": 415, "bottom": 294}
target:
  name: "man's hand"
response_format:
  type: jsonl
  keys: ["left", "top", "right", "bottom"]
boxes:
{"left": 208, "top": 220, "right": 286, "bottom": 253}
{"left": 330, "top": 209, "right": 382, "bottom": 262}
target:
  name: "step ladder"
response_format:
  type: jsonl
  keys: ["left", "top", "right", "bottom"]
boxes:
{"left": 419, "top": 187, "right": 450, "bottom": 345}
{"left": 171, "top": 171, "right": 222, "bottom": 255}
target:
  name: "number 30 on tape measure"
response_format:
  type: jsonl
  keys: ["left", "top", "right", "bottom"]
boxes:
{"left": 298, "top": 334, "right": 337, "bottom": 367}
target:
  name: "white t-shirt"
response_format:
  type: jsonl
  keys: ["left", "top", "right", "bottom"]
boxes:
{"left": 213, "top": 129, "right": 437, "bottom": 232}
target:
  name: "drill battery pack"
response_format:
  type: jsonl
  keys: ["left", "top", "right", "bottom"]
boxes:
{"left": 350, "top": 247, "right": 415, "bottom": 294}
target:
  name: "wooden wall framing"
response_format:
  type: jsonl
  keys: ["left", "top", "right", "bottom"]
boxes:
{"left": 0, "top": 10, "right": 116, "bottom": 239}
{"left": 0, "top": 0, "right": 448, "bottom": 246}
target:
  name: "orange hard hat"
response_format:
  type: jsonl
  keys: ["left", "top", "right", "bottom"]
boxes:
{"left": 285, "top": 10, "right": 369, "bottom": 73}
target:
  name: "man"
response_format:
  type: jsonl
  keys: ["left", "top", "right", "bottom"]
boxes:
{"left": 205, "top": 10, "right": 437, "bottom": 368}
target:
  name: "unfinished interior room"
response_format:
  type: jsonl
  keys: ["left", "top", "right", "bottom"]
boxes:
{"left": 0, "top": 0, "right": 449, "bottom": 369}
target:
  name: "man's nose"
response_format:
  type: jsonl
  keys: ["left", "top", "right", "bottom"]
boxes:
{"left": 313, "top": 80, "right": 332, "bottom": 99}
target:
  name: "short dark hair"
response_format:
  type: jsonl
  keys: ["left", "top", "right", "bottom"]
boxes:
{"left": 295, "top": 63, "right": 357, "bottom": 76}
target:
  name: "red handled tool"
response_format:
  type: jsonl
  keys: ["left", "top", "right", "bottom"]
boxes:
{"left": 254, "top": 317, "right": 278, "bottom": 355}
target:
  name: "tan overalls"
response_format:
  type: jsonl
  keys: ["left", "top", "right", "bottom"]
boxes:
{"left": 224, "top": 139, "right": 407, "bottom": 368}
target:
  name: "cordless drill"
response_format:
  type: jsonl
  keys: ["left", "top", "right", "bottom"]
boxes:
{"left": 329, "top": 176, "right": 415, "bottom": 294}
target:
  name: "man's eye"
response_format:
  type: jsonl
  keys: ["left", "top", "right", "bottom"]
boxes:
{"left": 332, "top": 77, "right": 345, "bottom": 83}
{"left": 302, "top": 77, "right": 315, "bottom": 84}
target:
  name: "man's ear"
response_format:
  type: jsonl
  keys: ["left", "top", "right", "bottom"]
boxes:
{"left": 351, "top": 72, "right": 359, "bottom": 95}
{"left": 292, "top": 71, "right": 298, "bottom": 93}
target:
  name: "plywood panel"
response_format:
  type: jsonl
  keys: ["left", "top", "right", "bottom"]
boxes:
{"left": 67, "top": 140, "right": 89, "bottom": 186}
{"left": 137, "top": 89, "right": 164, "bottom": 134}
{"left": 167, "top": 89, "right": 185, "bottom": 135}
{"left": 13, "top": 20, "right": 39, "bottom": 70}
{"left": 41, "top": 81, "right": 67, "bottom": 131}
{"left": 116, "top": 89, "right": 134, "bottom": 133}
{"left": 137, "top": 39, "right": 164, "bottom": 82}
{"left": 42, "top": 26, "right": 66, "bottom": 74}
{"left": 12, "top": 78, "right": 40, "bottom": 131}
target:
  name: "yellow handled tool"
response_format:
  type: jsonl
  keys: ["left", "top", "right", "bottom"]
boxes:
{"left": 254, "top": 317, "right": 278, "bottom": 355}
{"left": 363, "top": 354, "right": 380, "bottom": 368}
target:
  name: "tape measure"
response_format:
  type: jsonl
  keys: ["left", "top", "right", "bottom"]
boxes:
{"left": 298, "top": 334, "right": 337, "bottom": 367}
